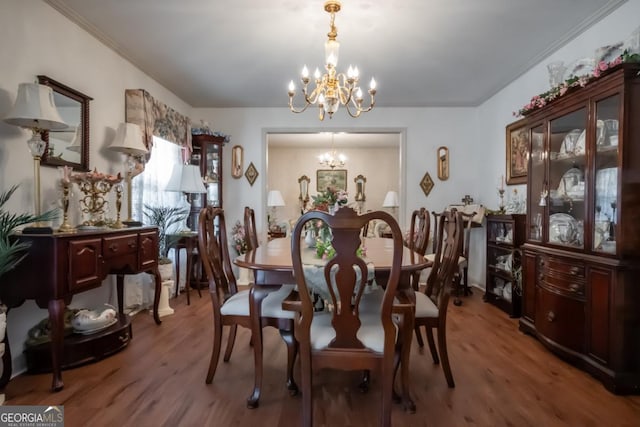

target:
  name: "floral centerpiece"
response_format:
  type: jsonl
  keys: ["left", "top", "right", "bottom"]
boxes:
{"left": 311, "top": 186, "right": 348, "bottom": 212}
{"left": 513, "top": 50, "right": 640, "bottom": 117}
{"left": 230, "top": 221, "right": 248, "bottom": 256}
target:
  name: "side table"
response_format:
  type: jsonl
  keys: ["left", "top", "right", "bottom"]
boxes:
{"left": 166, "top": 232, "right": 203, "bottom": 305}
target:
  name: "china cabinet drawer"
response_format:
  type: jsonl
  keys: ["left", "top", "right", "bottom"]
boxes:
{"left": 535, "top": 285, "right": 585, "bottom": 353}
{"left": 540, "top": 256, "right": 585, "bottom": 297}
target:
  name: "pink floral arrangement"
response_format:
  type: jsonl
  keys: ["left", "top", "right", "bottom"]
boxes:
{"left": 513, "top": 51, "right": 637, "bottom": 117}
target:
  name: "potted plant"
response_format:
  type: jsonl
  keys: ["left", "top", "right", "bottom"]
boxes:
{"left": 0, "top": 184, "right": 57, "bottom": 403}
{"left": 142, "top": 204, "right": 189, "bottom": 281}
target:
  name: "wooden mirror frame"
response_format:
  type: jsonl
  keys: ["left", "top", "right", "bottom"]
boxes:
{"left": 38, "top": 75, "right": 92, "bottom": 171}
{"left": 437, "top": 146, "right": 449, "bottom": 180}
{"left": 354, "top": 174, "right": 366, "bottom": 201}
{"left": 298, "top": 174, "right": 310, "bottom": 208}
{"left": 231, "top": 145, "right": 243, "bottom": 178}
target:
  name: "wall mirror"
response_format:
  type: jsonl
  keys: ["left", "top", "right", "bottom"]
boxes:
{"left": 354, "top": 174, "right": 366, "bottom": 201}
{"left": 298, "top": 174, "right": 310, "bottom": 209}
{"left": 231, "top": 145, "right": 243, "bottom": 178}
{"left": 38, "top": 75, "right": 92, "bottom": 171}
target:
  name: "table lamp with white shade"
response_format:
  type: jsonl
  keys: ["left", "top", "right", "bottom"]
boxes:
{"left": 267, "top": 190, "right": 285, "bottom": 231}
{"left": 166, "top": 164, "right": 206, "bottom": 231}
{"left": 66, "top": 125, "right": 82, "bottom": 153}
{"left": 4, "top": 82, "right": 68, "bottom": 233}
{"left": 383, "top": 190, "right": 399, "bottom": 219}
{"left": 108, "top": 122, "right": 148, "bottom": 226}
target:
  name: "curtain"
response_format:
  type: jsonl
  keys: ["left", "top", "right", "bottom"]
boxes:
{"left": 125, "top": 137, "right": 185, "bottom": 311}
{"left": 125, "top": 89, "right": 192, "bottom": 154}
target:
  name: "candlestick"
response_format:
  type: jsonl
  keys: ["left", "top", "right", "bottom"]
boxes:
{"left": 498, "top": 188, "right": 506, "bottom": 213}
{"left": 58, "top": 182, "right": 75, "bottom": 233}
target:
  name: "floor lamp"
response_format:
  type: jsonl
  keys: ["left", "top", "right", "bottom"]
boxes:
{"left": 108, "top": 123, "right": 148, "bottom": 226}
{"left": 4, "top": 82, "right": 67, "bottom": 233}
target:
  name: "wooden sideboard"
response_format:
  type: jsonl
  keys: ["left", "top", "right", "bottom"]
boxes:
{"left": 0, "top": 226, "right": 162, "bottom": 392}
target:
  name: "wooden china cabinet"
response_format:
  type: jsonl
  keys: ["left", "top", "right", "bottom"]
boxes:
{"left": 188, "top": 134, "right": 226, "bottom": 229}
{"left": 518, "top": 63, "right": 640, "bottom": 394}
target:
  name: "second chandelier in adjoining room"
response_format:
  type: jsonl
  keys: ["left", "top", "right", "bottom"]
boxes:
{"left": 288, "top": 0, "right": 376, "bottom": 121}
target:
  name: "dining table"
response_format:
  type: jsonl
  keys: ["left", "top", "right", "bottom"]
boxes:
{"left": 234, "top": 236, "right": 430, "bottom": 408}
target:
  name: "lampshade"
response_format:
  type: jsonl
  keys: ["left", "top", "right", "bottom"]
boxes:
{"left": 108, "top": 122, "right": 148, "bottom": 155}
{"left": 66, "top": 126, "right": 82, "bottom": 152}
{"left": 4, "top": 83, "right": 67, "bottom": 130}
{"left": 165, "top": 164, "right": 184, "bottom": 192}
{"left": 382, "top": 191, "right": 399, "bottom": 208}
{"left": 267, "top": 190, "right": 285, "bottom": 207}
{"left": 180, "top": 165, "right": 207, "bottom": 193}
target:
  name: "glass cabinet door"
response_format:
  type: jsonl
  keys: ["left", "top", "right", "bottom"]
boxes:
{"left": 547, "top": 108, "right": 587, "bottom": 249}
{"left": 528, "top": 125, "right": 545, "bottom": 241}
{"left": 205, "top": 143, "right": 221, "bottom": 207}
{"left": 593, "top": 94, "right": 620, "bottom": 254}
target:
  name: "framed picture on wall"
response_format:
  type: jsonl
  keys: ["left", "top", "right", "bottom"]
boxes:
{"left": 316, "top": 169, "right": 347, "bottom": 192}
{"left": 506, "top": 118, "right": 529, "bottom": 185}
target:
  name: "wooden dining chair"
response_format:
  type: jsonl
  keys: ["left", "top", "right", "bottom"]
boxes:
{"left": 285, "top": 207, "right": 411, "bottom": 427}
{"left": 198, "top": 207, "right": 298, "bottom": 407}
{"left": 413, "top": 209, "right": 463, "bottom": 388}
{"left": 425, "top": 209, "right": 474, "bottom": 306}
{"left": 244, "top": 206, "right": 259, "bottom": 251}
{"left": 407, "top": 207, "right": 431, "bottom": 290}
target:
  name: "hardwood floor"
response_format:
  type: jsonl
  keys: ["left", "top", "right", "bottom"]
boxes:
{"left": 5, "top": 289, "right": 640, "bottom": 426}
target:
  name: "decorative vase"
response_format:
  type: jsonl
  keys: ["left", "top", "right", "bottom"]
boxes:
{"left": 158, "top": 261, "right": 174, "bottom": 282}
{"left": 305, "top": 229, "right": 317, "bottom": 248}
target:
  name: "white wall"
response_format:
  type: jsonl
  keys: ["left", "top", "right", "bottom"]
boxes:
{"left": 0, "top": 1, "right": 193, "bottom": 374}
{"left": 1, "top": 0, "right": 638, "bottom": 378}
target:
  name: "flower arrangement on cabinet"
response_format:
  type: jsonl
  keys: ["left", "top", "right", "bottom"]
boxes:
{"left": 311, "top": 186, "right": 348, "bottom": 212}
{"left": 230, "top": 221, "right": 248, "bottom": 256}
{"left": 513, "top": 50, "right": 640, "bottom": 117}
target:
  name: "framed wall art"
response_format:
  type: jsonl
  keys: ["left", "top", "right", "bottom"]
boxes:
{"left": 245, "top": 162, "right": 259, "bottom": 186}
{"left": 420, "top": 171, "right": 434, "bottom": 197}
{"left": 506, "top": 118, "right": 529, "bottom": 185}
{"left": 316, "top": 169, "right": 347, "bottom": 192}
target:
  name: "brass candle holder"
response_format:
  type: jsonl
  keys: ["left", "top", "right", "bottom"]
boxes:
{"left": 112, "top": 184, "right": 125, "bottom": 229}
{"left": 71, "top": 169, "right": 122, "bottom": 227}
{"left": 58, "top": 182, "right": 74, "bottom": 232}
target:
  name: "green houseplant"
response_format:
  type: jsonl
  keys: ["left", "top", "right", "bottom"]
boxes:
{"left": 0, "top": 184, "right": 57, "bottom": 404}
{"left": 0, "top": 185, "right": 58, "bottom": 277}
{"left": 142, "top": 204, "right": 189, "bottom": 264}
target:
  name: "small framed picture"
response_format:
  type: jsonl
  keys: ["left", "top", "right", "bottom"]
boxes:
{"left": 506, "top": 118, "right": 529, "bottom": 185}
{"left": 316, "top": 169, "right": 347, "bottom": 192}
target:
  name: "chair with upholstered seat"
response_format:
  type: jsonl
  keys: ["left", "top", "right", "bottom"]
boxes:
{"left": 286, "top": 207, "right": 411, "bottom": 427}
{"left": 407, "top": 207, "right": 431, "bottom": 290}
{"left": 424, "top": 209, "right": 474, "bottom": 306}
{"left": 244, "top": 206, "right": 259, "bottom": 251}
{"left": 198, "top": 207, "right": 297, "bottom": 408}
{"left": 414, "top": 209, "right": 463, "bottom": 387}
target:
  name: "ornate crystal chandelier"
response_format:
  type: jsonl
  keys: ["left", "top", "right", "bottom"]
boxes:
{"left": 318, "top": 133, "right": 346, "bottom": 169}
{"left": 288, "top": 0, "right": 376, "bottom": 121}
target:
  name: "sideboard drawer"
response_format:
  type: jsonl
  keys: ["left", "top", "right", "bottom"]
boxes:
{"left": 138, "top": 231, "right": 158, "bottom": 270}
{"left": 103, "top": 234, "right": 138, "bottom": 259}
{"left": 68, "top": 238, "right": 103, "bottom": 292}
{"left": 535, "top": 285, "right": 585, "bottom": 353}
